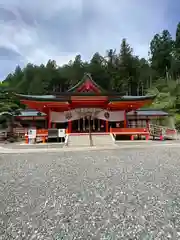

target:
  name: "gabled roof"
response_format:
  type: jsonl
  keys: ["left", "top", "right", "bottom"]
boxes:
{"left": 67, "top": 73, "right": 106, "bottom": 93}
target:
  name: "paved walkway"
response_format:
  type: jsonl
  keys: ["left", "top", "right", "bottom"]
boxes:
{"left": 0, "top": 141, "right": 180, "bottom": 153}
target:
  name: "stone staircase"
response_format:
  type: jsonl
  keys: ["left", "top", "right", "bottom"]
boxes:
{"left": 67, "top": 134, "right": 90, "bottom": 147}
{"left": 92, "top": 134, "right": 115, "bottom": 146}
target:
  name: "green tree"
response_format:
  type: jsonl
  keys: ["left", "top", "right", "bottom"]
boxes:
{"left": 0, "top": 87, "right": 22, "bottom": 130}
{"left": 150, "top": 30, "right": 173, "bottom": 79}
{"left": 88, "top": 52, "right": 110, "bottom": 90}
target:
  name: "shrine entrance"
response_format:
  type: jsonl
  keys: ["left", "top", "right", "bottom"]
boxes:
{"left": 72, "top": 117, "right": 106, "bottom": 133}
{"left": 71, "top": 108, "right": 106, "bottom": 133}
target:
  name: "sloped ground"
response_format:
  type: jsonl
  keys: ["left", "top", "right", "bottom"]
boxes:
{"left": 0, "top": 147, "right": 180, "bottom": 239}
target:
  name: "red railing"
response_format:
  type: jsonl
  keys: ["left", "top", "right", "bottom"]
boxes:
{"left": 110, "top": 127, "right": 149, "bottom": 134}
{"left": 110, "top": 127, "right": 149, "bottom": 140}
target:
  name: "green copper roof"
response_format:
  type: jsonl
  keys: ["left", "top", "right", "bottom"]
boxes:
{"left": 15, "top": 93, "right": 156, "bottom": 102}
{"left": 17, "top": 94, "right": 55, "bottom": 99}
{"left": 109, "top": 95, "right": 156, "bottom": 102}
{"left": 127, "top": 109, "right": 169, "bottom": 116}
{"left": 16, "top": 108, "right": 168, "bottom": 117}
{"left": 15, "top": 93, "right": 69, "bottom": 102}
{"left": 15, "top": 109, "right": 46, "bottom": 117}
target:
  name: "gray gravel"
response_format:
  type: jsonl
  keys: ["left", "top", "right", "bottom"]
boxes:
{"left": 1, "top": 147, "right": 180, "bottom": 239}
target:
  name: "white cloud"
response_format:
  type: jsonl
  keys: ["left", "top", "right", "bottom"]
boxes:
{"left": 0, "top": 0, "right": 171, "bottom": 79}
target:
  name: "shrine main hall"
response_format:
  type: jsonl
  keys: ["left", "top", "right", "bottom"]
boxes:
{"left": 15, "top": 73, "right": 156, "bottom": 134}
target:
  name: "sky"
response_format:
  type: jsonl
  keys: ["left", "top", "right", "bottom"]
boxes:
{"left": 0, "top": 0, "right": 179, "bottom": 80}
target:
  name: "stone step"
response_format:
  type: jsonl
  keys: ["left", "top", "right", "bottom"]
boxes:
{"left": 68, "top": 134, "right": 90, "bottom": 147}
{"left": 92, "top": 134, "right": 114, "bottom": 146}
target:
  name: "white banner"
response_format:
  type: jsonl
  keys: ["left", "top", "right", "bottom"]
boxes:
{"left": 50, "top": 109, "right": 125, "bottom": 122}
{"left": 50, "top": 110, "right": 79, "bottom": 122}
{"left": 95, "top": 110, "right": 124, "bottom": 122}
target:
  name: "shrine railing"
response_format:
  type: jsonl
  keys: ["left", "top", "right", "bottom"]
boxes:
{"left": 110, "top": 127, "right": 149, "bottom": 134}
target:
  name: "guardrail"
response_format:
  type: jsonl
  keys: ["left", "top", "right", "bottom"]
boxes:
{"left": 149, "top": 124, "right": 177, "bottom": 140}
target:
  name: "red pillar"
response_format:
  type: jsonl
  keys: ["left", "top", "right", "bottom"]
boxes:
{"left": 124, "top": 110, "right": 127, "bottom": 128}
{"left": 68, "top": 120, "right": 72, "bottom": 133}
{"left": 48, "top": 108, "right": 51, "bottom": 129}
{"left": 106, "top": 120, "right": 109, "bottom": 132}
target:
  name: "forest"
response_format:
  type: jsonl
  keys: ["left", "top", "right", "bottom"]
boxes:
{"left": 1, "top": 22, "right": 180, "bottom": 128}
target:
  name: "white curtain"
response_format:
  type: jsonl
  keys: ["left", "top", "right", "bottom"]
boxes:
{"left": 50, "top": 110, "right": 125, "bottom": 122}
{"left": 50, "top": 110, "right": 79, "bottom": 122}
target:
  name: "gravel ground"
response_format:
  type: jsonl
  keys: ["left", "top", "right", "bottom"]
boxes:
{"left": 1, "top": 147, "right": 180, "bottom": 239}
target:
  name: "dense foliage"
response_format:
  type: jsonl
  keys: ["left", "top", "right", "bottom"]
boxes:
{"left": 1, "top": 23, "right": 180, "bottom": 123}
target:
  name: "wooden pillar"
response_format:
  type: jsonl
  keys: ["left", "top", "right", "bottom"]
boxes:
{"left": 124, "top": 110, "right": 127, "bottom": 128}
{"left": 146, "top": 118, "right": 149, "bottom": 130}
{"left": 93, "top": 118, "right": 95, "bottom": 130}
{"left": 32, "top": 117, "right": 35, "bottom": 127}
{"left": 78, "top": 118, "right": 80, "bottom": 131}
{"left": 98, "top": 119, "right": 100, "bottom": 131}
{"left": 83, "top": 117, "right": 85, "bottom": 131}
{"left": 106, "top": 120, "right": 109, "bottom": 132}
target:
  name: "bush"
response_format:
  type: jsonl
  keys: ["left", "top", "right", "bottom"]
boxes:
{"left": 175, "top": 114, "right": 180, "bottom": 131}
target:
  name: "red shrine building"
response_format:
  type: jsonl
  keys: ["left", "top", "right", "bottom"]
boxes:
{"left": 15, "top": 73, "right": 157, "bottom": 135}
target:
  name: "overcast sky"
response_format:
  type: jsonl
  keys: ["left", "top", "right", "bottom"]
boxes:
{"left": 0, "top": 0, "right": 179, "bottom": 80}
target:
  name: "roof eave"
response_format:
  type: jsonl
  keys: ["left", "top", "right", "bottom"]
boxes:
{"left": 109, "top": 95, "right": 156, "bottom": 102}
{"left": 15, "top": 93, "right": 69, "bottom": 102}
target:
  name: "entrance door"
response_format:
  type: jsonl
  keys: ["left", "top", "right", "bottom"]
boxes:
{"left": 72, "top": 117, "right": 106, "bottom": 133}
{"left": 72, "top": 117, "right": 90, "bottom": 133}
{"left": 91, "top": 118, "right": 106, "bottom": 132}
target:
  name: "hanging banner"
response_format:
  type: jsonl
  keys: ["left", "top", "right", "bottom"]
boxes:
{"left": 95, "top": 110, "right": 125, "bottom": 122}
{"left": 74, "top": 108, "right": 102, "bottom": 117}
{"left": 50, "top": 110, "right": 79, "bottom": 122}
{"left": 50, "top": 109, "right": 125, "bottom": 122}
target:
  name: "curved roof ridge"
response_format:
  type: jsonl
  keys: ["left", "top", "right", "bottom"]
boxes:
{"left": 67, "top": 73, "right": 105, "bottom": 92}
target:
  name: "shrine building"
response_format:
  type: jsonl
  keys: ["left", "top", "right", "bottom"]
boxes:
{"left": 15, "top": 73, "right": 157, "bottom": 135}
